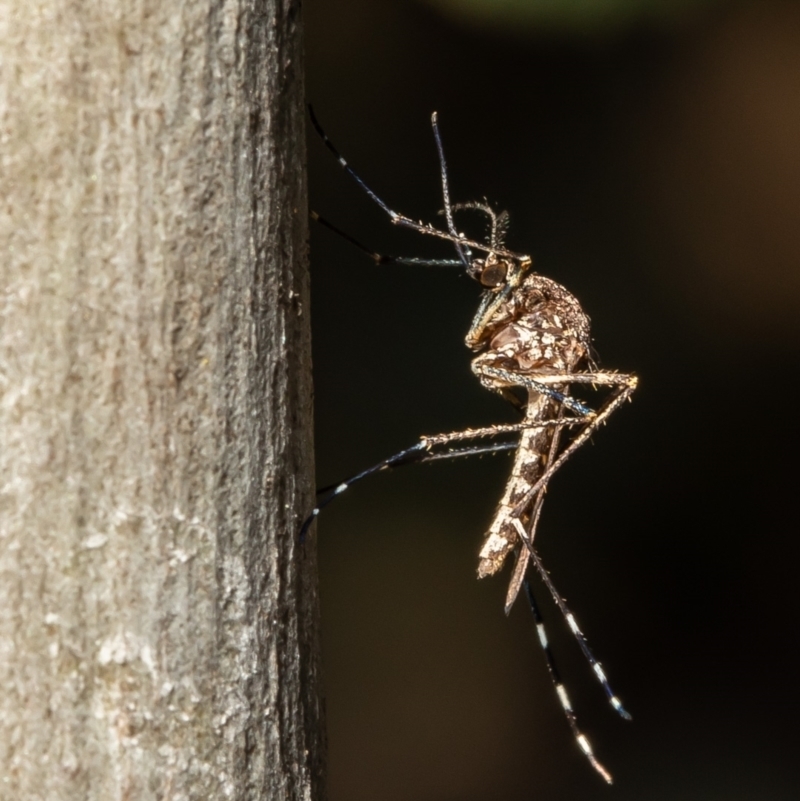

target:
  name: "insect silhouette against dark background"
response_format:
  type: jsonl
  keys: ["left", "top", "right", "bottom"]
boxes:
{"left": 306, "top": 4, "right": 800, "bottom": 801}
{"left": 303, "top": 107, "right": 637, "bottom": 783}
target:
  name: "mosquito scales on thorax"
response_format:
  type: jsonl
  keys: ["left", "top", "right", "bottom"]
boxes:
{"left": 303, "top": 107, "right": 638, "bottom": 784}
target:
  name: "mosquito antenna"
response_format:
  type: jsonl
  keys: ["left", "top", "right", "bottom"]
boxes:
{"left": 494, "top": 210, "right": 510, "bottom": 248}
{"left": 449, "top": 201, "right": 511, "bottom": 250}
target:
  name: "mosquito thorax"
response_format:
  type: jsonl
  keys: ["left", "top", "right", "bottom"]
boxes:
{"left": 523, "top": 274, "right": 592, "bottom": 348}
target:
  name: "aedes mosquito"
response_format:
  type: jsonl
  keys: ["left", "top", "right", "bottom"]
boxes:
{"left": 302, "top": 106, "right": 638, "bottom": 784}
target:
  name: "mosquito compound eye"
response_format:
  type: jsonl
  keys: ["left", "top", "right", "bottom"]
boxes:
{"left": 479, "top": 260, "right": 508, "bottom": 288}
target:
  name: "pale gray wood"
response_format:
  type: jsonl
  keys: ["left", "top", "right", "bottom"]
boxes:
{"left": 0, "top": 0, "right": 324, "bottom": 798}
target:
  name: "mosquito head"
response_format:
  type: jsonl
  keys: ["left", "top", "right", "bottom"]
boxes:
{"left": 468, "top": 252, "right": 531, "bottom": 289}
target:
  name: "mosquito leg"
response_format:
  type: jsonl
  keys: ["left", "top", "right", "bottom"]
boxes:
{"left": 506, "top": 547, "right": 531, "bottom": 617}
{"left": 311, "top": 211, "right": 464, "bottom": 268}
{"left": 301, "top": 441, "right": 425, "bottom": 542}
{"left": 430, "top": 111, "right": 469, "bottom": 266}
{"left": 301, "top": 439, "right": 524, "bottom": 543}
{"left": 419, "top": 417, "right": 584, "bottom": 450}
{"left": 521, "top": 370, "right": 635, "bottom": 388}
{"left": 314, "top": 440, "right": 520, "bottom": 496}
{"left": 308, "top": 105, "right": 401, "bottom": 221}
{"left": 510, "top": 374, "right": 637, "bottom": 518}
{"left": 522, "top": 578, "right": 614, "bottom": 784}
{"left": 300, "top": 418, "right": 583, "bottom": 542}
{"left": 473, "top": 364, "right": 594, "bottom": 416}
{"left": 467, "top": 370, "right": 633, "bottom": 579}
{"left": 512, "top": 518, "right": 631, "bottom": 721}
{"left": 308, "top": 105, "right": 526, "bottom": 260}
{"left": 504, "top": 421, "right": 563, "bottom": 613}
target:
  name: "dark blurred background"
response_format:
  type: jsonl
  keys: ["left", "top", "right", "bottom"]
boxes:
{"left": 305, "top": 1, "right": 800, "bottom": 798}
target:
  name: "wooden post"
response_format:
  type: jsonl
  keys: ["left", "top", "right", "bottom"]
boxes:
{"left": 0, "top": 0, "right": 324, "bottom": 798}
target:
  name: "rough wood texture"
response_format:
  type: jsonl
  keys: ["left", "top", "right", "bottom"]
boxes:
{"left": 0, "top": 1, "right": 324, "bottom": 799}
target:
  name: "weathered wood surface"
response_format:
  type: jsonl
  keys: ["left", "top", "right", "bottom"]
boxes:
{"left": 0, "top": 0, "right": 324, "bottom": 798}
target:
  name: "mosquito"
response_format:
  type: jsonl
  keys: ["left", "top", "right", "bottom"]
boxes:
{"left": 302, "top": 106, "right": 638, "bottom": 784}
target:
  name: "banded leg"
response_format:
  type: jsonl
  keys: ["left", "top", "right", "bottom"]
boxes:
{"left": 473, "top": 365, "right": 637, "bottom": 524}
{"left": 313, "top": 440, "right": 519, "bottom": 497}
{"left": 308, "top": 105, "right": 525, "bottom": 260}
{"left": 299, "top": 417, "right": 585, "bottom": 542}
{"left": 503, "top": 417, "right": 564, "bottom": 613}
{"left": 311, "top": 211, "right": 464, "bottom": 268}
{"left": 509, "top": 373, "right": 637, "bottom": 519}
{"left": 511, "top": 518, "right": 631, "bottom": 721}
{"left": 503, "top": 493, "right": 544, "bottom": 615}
{"left": 522, "top": 579, "right": 614, "bottom": 784}
{"left": 474, "top": 364, "right": 595, "bottom": 416}
{"left": 448, "top": 202, "right": 510, "bottom": 251}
